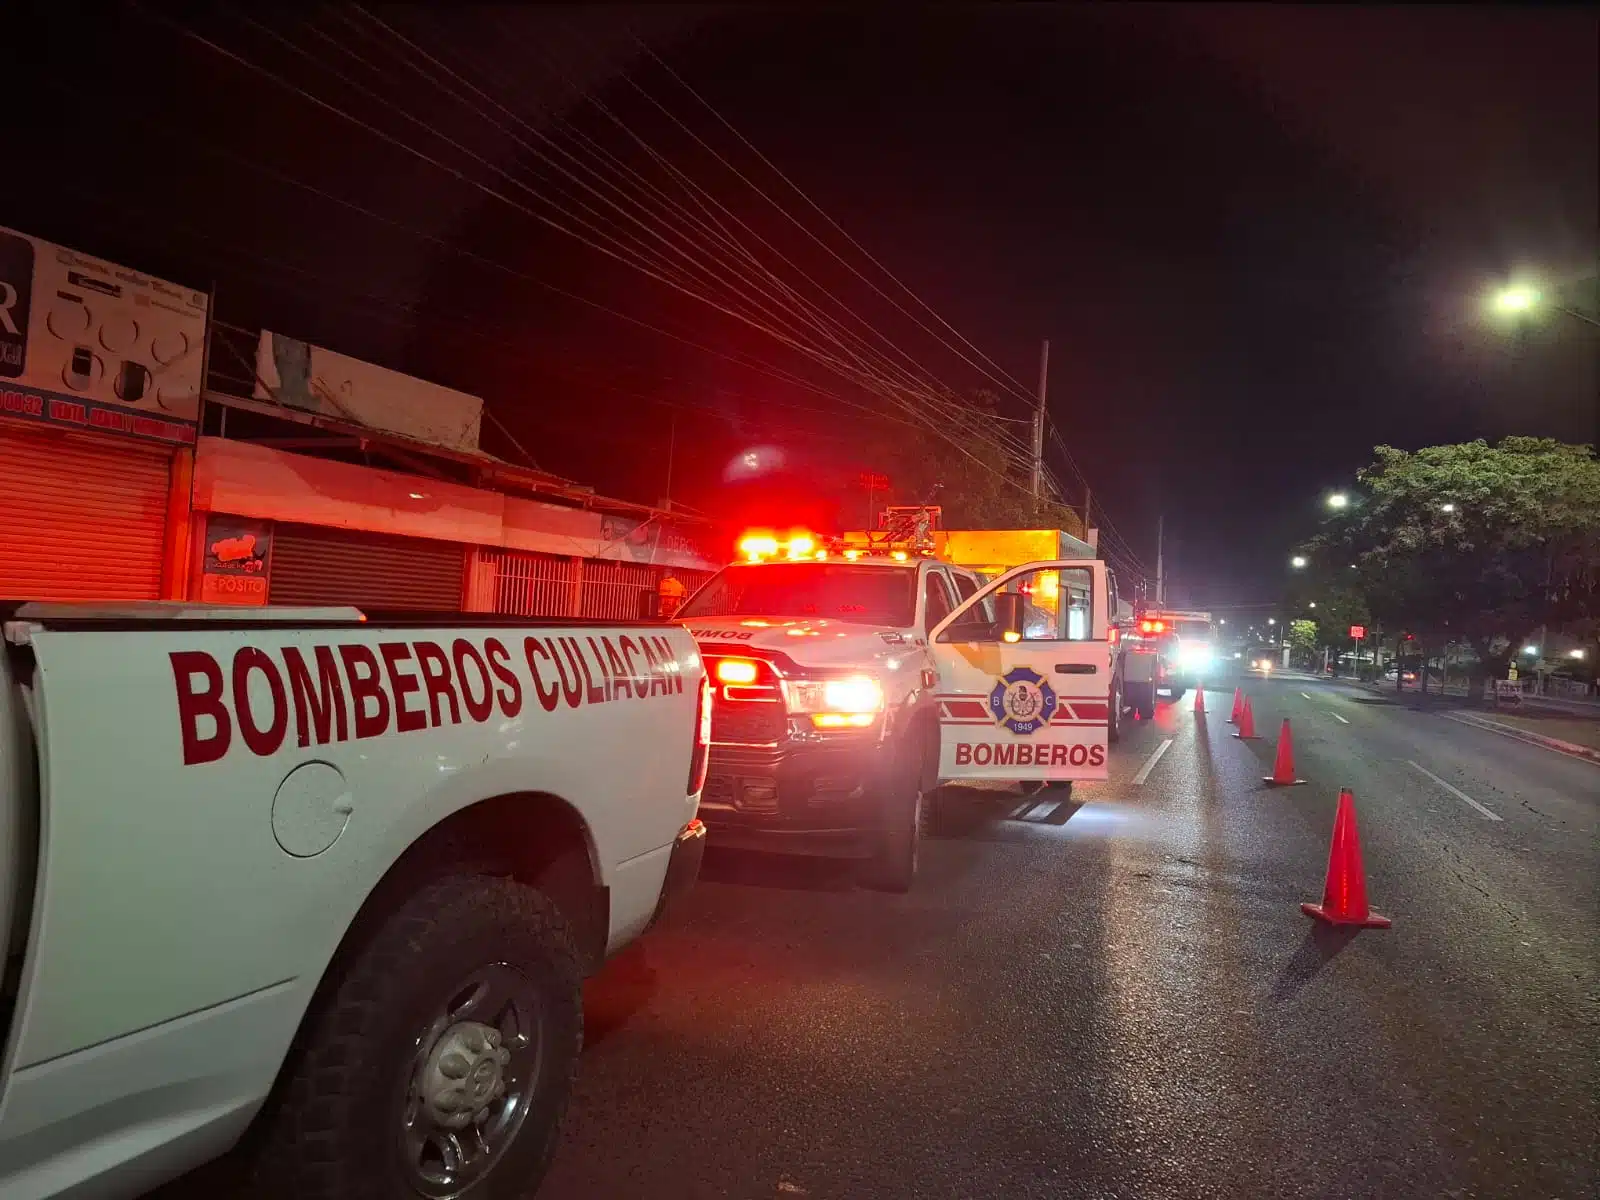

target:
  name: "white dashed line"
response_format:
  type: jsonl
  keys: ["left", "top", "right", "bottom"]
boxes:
{"left": 1329, "top": 712, "right": 1350, "bottom": 724}
{"left": 1300, "top": 692, "right": 1313, "bottom": 699}
{"left": 1407, "top": 760, "right": 1502, "bottom": 821}
{"left": 1133, "top": 738, "right": 1174, "bottom": 786}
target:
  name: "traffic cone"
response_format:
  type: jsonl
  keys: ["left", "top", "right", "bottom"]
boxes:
{"left": 1301, "top": 789, "right": 1390, "bottom": 928}
{"left": 1229, "top": 688, "right": 1244, "bottom": 724}
{"left": 1232, "top": 696, "right": 1260, "bottom": 739}
{"left": 1194, "top": 685, "right": 1206, "bottom": 715}
{"left": 1263, "top": 718, "right": 1307, "bottom": 786}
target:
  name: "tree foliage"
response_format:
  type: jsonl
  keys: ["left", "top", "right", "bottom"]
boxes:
{"left": 1296, "top": 438, "right": 1600, "bottom": 676}
{"left": 1288, "top": 618, "right": 1318, "bottom": 658}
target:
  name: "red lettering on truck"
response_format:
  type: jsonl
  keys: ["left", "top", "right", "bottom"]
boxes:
{"left": 525, "top": 637, "right": 561, "bottom": 712}
{"left": 453, "top": 638, "right": 495, "bottom": 723}
{"left": 232, "top": 647, "right": 288, "bottom": 757}
{"left": 339, "top": 644, "right": 391, "bottom": 739}
{"left": 380, "top": 642, "right": 427, "bottom": 733}
{"left": 485, "top": 637, "right": 522, "bottom": 717}
{"left": 283, "top": 646, "right": 348, "bottom": 746}
{"left": 414, "top": 641, "right": 461, "bottom": 727}
{"left": 171, "top": 650, "right": 231, "bottom": 765}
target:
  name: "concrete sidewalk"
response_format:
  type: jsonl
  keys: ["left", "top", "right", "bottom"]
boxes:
{"left": 1355, "top": 680, "right": 1600, "bottom": 763}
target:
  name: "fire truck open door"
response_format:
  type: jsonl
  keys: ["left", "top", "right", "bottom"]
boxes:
{"left": 928, "top": 559, "right": 1111, "bottom": 784}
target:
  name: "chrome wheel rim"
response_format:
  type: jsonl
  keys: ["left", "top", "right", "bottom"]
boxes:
{"left": 396, "top": 963, "right": 544, "bottom": 1198}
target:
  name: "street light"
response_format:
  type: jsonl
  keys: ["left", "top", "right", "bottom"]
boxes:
{"left": 1493, "top": 285, "right": 1540, "bottom": 315}
{"left": 1309, "top": 602, "right": 1317, "bottom": 608}
{"left": 1268, "top": 618, "right": 1278, "bottom": 626}
{"left": 1326, "top": 492, "right": 1349, "bottom": 510}
{"left": 1570, "top": 648, "right": 1587, "bottom": 660}
{"left": 1489, "top": 281, "right": 1600, "bottom": 328}
{"left": 1522, "top": 645, "right": 1539, "bottom": 656}
{"left": 1440, "top": 503, "right": 1456, "bottom": 513}
{"left": 1291, "top": 555, "right": 1308, "bottom": 568}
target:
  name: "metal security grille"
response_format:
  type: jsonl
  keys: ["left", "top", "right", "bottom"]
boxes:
{"left": 578, "top": 560, "right": 712, "bottom": 620}
{"left": 579, "top": 560, "right": 656, "bottom": 620}
{"left": 269, "top": 524, "right": 464, "bottom": 610}
{"left": 0, "top": 424, "right": 172, "bottom": 602}
{"left": 482, "top": 548, "right": 578, "bottom": 618}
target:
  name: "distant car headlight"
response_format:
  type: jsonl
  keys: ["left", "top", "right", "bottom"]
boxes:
{"left": 785, "top": 674, "right": 885, "bottom": 729}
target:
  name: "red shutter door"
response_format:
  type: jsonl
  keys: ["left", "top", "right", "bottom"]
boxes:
{"left": 268, "top": 523, "right": 464, "bottom": 611}
{"left": 0, "top": 424, "right": 171, "bottom": 602}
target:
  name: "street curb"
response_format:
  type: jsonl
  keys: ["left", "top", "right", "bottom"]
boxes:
{"left": 1442, "top": 711, "right": 1600, "bottom": 765}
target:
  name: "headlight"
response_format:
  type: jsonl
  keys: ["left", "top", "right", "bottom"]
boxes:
{"left": 1179, "top": 644, "right": 1214, "bottom": 669}
{"left": 785, "top": 674, "right": 885, "bottom": 729}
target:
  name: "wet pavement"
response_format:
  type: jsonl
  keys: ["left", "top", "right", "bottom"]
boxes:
{"left": 542, "top": 672, "right": 1598, "bottom": 1199}
{"left": 147, "top": 672, "right": 1599, "bottom": 1199}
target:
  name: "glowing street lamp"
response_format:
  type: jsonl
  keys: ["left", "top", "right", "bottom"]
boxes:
{"left": 1489, "top": 281, "right": 1600, "bottom": 328}
{"left": 1326, "top": 492, "right": 1349, "bottom": 510}
{"left": 1440, "top": 503, "right": 1456, "bottom": 513}
{"left": 1494, "top": 285, "right": 1540, "bottom": 315}
{"left": 1291, "top": 555, "right": 1308, "bottom": 569}
{"left": 1268, "top": 618, "right": 1278, "bottom": 627}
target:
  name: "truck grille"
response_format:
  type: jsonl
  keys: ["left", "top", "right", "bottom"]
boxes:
{"left": 710, "top": 700, "right": 786, "bottom": 745}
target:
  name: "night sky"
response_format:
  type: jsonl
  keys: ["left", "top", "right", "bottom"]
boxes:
{"left": 7, "top": 3, "right": 1595, "bottom": 607}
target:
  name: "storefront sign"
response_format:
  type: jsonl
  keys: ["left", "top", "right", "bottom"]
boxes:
{"left": 0, "top": 225, "right": 208, "bottom": 444}
{"left": 255, "top": 331, "right": 483, "bottom": 454}
{"left": 200, "top": 516, "right": 273, "bottom": 605}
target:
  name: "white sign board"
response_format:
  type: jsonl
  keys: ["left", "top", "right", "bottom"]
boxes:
{"left": 0, "top": 225, "right": 208, "bottom": 444}
{"left": 254, "top": 331, "right": 483, "bottom": 454}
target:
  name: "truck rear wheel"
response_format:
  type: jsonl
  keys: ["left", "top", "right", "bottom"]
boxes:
{"left": 250, "top": 875, "right": 583, "bottom": 1200}
{"left": 1107, "top": 674, "right": 1123, "bottom": 743}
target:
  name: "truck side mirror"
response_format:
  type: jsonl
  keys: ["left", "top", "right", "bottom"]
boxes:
{"left": 637, "top": 589, "right": 663, "bottom": 620}
{"left": 992, "top": 592, "right": 1025, "bottom": 642}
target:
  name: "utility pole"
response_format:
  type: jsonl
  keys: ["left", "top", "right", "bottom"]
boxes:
{"left": 663, "top": 408, "right": 677, "bottom": 511}
{"left": 1030, "top": 338, "right": 1049, "bottom": 503}
{"left": 1081, "top": 485, "right": 1092, "bottom": 543}
{"left": 1155, "top": 514, "right": 1165, "bottom": 606}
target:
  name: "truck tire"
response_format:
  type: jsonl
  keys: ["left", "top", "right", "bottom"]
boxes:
{"left": 249, "top": 875, "right": 584, "bottom": 1200}
{"left": 1107, "top": 674, "right": 1124, "bottom": 744}
{"left": 860, "top": 743, "right": 925, "bottom": 893}
{"left": 1133, "top": 683, "right": 1155, "bottom": 720}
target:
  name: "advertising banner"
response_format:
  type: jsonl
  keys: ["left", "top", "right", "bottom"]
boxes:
{"left": 0, "top": 225, "right": 207, "bottom": 444}
{"left": 199, "top": 515, "right": 273, "bottom": 605}
{"left": 255, "top": 331, "right": 483, "bottom": 454}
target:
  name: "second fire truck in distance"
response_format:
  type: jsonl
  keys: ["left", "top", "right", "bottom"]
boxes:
{"left": 1120, "top": 608, "right": 1219, "bottom": 717}
{"left": 673, "top": 508, "right": 1129, "bottom": 892}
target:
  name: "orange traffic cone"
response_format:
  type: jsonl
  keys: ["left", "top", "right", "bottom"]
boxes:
{"left": 1194, "top": 685, "right": 1206, "bottom": 715}
{"left": 1232, "top": 695, "right": 1260, "bottom": 739}
{"left": 1264, "top": 718, "right": 1307, "bottom": 786}
{"left": 1301, "top": 789, "right": 1390, "bottom": 928}
{"left": 1229, "top": 688, "right": 1244, "bottom": 724}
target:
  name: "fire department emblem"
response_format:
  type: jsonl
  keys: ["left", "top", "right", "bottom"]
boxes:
{"left": 987, "top": 666, "right": 1057, "bottom": 736}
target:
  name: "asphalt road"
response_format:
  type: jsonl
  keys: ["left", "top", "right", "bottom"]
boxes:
{"left": 144, "top": 671, "right": 1598, "bottom": 1199}
{"left": 540, "top": 671, "right": 1598, "bottom": 1199}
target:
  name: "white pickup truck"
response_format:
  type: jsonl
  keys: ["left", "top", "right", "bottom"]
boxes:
{"left": 0, "top": 602, "right": 709, "bottom": 1200}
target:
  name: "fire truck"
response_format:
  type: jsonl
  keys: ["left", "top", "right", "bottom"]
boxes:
{"left": 672, "top": 507, "right": 1129, "bottom": 892}
{"left": 1120, "top": 608, "right": 1218, "bottom": 717}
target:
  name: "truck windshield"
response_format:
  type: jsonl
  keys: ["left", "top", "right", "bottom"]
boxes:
{"left": 1177, "top": 620, "right": 1212, "bottom": 639}
{"left": 680, "top": 564, "right": 916, "bottom": 626}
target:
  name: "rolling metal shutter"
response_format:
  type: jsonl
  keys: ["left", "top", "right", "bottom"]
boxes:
{"left": 269, "top": 523, "right": 464, "bottom": 611}
{"left": 0, "top": 424, "right": 171, "bottom": 602}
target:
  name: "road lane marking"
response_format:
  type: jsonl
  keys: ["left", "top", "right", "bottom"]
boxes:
{"left": 1329, "top": 712, "right": 1350, "bottom": 724}
{"left": 1407, "top": 760, "right": 1502, "bottom": 821}
{"left": 1133, "top": 738, "right": 1174, "bottom": 785}
{"left": 1301, "top": 692, "right": 1312, "bottom": 699}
